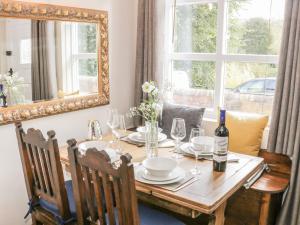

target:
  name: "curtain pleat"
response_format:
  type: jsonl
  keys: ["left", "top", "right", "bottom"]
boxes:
{"left": 31, "top": 20, "right": 51, "bottom": 101}
{"left": 268, "top": 0, "right": 300, "bottom": 224}
{"left": 134, "top": 0, "right": 156, "bottom": 107}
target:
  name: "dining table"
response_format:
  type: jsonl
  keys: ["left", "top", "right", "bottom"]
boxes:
{"left": 59, "top": 133, "right": 264, "bottom": 225}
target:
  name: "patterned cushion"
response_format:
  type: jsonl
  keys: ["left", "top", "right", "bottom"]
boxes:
{"left": 161, "top": 102, "right": 205, "bottom": 141}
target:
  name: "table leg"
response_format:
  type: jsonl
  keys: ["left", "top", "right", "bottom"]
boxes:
{"left": 209, "top": 201, "right": 227, "bottom": 225}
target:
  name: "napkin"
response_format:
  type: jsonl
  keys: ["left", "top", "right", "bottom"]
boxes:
{"left": 155, "top": 172, "right": 194, "bottom": 191}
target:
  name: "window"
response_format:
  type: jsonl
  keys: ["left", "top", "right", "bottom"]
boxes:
{"left": 20, "top": 39, "right": 31, "bottom": 64}
{"left": 57, "top": 22, "right": 98, "bottom": 94}
{"left": 165, "top": 0, "right": 285, "bottom": 117}
{"left": 74, "top": 23, "right": 98, "bottom": 93}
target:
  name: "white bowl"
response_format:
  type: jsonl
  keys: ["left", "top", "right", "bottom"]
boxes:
{"left": 142, "top": 157, "right": 177, "bottom": 177}
{"left": 78, "top": 141, "right": 117, "bottom": 161}
{"left": 136, "top": 126, "right": 163, "bottom": 139}
{"left": 191, "top": 136, "right": 214, "bottom": 152}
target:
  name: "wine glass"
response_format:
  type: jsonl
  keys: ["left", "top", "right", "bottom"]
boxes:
{"left": 88, "top": 120, "right": 103, "bottom": 141}
{"left": 114, "top": 115, "right": 128, "bottom": 153}
{"left": 170, "top": 118, "right": 186, "bottom": 159}
{"left": 189, "top": 128, "right": 205, "bottom": 175}
{"left": 107, "top": 108, "right": 119, "bottom": 142}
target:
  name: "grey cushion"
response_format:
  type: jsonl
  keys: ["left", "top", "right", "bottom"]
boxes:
{"left": 160, "top": 102, "right": 205, "bottom": 142}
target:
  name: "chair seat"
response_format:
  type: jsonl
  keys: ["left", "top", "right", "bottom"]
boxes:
{"left": 40, "top": 181, "right": 183, "bottom": 225}
{"left": 39, "top": 180, "right": 76, "bottom": 218}
{"left": 139, "top": 203, "right": 184, "bottom": 225}
{"left": 106, "top": 203, "right": 185, "bottom": 225}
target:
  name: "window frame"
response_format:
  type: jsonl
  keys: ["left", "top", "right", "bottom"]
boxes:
{"left": 164, "top": 0, "right": 280, "bottom": 119}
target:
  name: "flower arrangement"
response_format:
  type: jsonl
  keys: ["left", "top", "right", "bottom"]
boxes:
{"left": 130, "top": 81, "right": 161, "bottom": 122}
{"left": 0, "top": 72, "right": 26, "bottom": 104}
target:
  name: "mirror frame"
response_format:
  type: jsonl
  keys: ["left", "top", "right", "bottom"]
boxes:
{"left": 0, "top": 0, "right": 109, "bottom": 125}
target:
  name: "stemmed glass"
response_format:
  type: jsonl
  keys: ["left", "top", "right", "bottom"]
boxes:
{"left": 107, "top": 108, "right": 120, "bottom": 142}
{"left": 114, "top": 115, "right": 127, "bottom": 153}
{"left": 171, "top": 118, "right": 186, "bottom": 159}
{"left": 190, "top": 128, "right": 205, "bottom": 175}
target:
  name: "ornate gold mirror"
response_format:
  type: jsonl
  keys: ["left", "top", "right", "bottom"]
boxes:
{"left": 0, "top": 1, "right": 109, "bottom": 125}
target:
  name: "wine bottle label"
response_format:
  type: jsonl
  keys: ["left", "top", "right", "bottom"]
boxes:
{"left": 213, "top": 154, "right": 227, "bottom": 162}
{"left": 214, "top": 136, "right": 228, "bottom": 152}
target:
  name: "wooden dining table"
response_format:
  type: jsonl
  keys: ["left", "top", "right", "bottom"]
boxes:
{"left": 59, "top": 134, "right": 264, "bottom": 225}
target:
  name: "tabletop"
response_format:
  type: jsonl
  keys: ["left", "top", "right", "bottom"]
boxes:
{"left": 59, "top": 134, "right": 264, "bottom": 216}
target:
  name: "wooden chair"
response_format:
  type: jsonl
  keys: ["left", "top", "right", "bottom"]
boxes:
{"left": 67, "top": 139, "right": 185, "bottom": 225}
{"left": 15, "top": 122, "right": 76, "bottom": 225}
{"left": 225, "top": 150, "right": 291, "bottom": 225}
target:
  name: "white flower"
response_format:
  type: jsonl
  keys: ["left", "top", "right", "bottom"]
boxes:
{"left": 142, "top": 82, "right": 155, "bottom": 93}
{"left": 152, "top": 88, "right": 158, "bottom": 96}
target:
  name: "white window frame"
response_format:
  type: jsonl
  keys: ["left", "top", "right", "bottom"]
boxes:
{"left": 58, "top": 22, "right": 97, "bottom": 93}
{"left": 164, "top": 0, "right": 280, "bottom": 119}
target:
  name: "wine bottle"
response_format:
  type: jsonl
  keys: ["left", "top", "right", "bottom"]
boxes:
{"left": 213, "top": 109, "right": 229, "bottom": 172}
{"left": 0, "top": 84, "right": 7, "bottom": 107}
{"left": 0, "top": 84, "right": 4, "bottom": 106}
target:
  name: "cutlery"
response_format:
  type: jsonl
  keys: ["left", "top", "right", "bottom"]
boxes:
{"left": 244, "top": 164, "right": 268, "bottom": 189}
{"left": 121, "top": 137, "right": 144, "bottom": 147}
{"left": 172, "top": 177, "right": 200, "bottom": 192}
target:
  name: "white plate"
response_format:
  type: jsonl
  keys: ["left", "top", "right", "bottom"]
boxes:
{"left": 180, "top": 143, "right": 213, "bottom": 156}
{"left": 78, "top": 141, "right": 118, "bottom": 161}
{"left": 142, "top": 167, "right": 180, "bottom": 181}
{"left": 128, "top": 132, "right": 167, "bottom": 143}
{"left": 191, "top": 136, "right": 214, "bottom": 151}
{"left": 142, "top": 157, "right": 177, "bottom": 177}
{"left": 135, "top": 166, "right": 186, "bottom": 185}
{"left": 136, "top": 126, "right": 163, "bottom": 135}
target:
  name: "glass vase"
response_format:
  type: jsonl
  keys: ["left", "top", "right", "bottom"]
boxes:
{"left": 145, "top": 121, "right": 159, "bottom": 158}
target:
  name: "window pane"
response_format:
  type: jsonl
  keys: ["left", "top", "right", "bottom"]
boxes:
{"left": 174, "top": 3, "right": 218, "bottom": 53}
{"left": 78, "top": 23, "right": 97, "bottom": 53}
{"left": 78, "top": 58, "right": 98, "bottom": 77}
{"left": 224, "top": 62, "right": 277, "bottom": 114}
{"left": 226, "top": 0, "right": 285, "bottom": 55}
{"left": 171, "top": 60, "right": 215, "bottom": 108}
{"left": 78, "top": 58, "right": 98, "bottom": 93}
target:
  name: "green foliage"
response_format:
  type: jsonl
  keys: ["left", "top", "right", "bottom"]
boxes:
{"left": 241, "top": 18, "right": 272, "bottom": 54}
{"left": 78, "top": 24, "right": 98, "bottom": 77}
{"left": 174, "top": 0, "right": 282, "bottom": 89}
{"left": 174, "top": 61, "right": 215, "bottom": 89}
{"left": 79, "top": 59, "right": 98, "bottom": 77}
{"left": 175, "top": 3, "right": 217, "bottom": 53}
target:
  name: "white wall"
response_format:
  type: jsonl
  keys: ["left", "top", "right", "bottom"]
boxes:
{"left": 0, "top": 0, "right": 137, "bottom": 224}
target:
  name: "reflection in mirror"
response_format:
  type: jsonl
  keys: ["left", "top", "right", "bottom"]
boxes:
{"left": 0, "top": 18, "right": 99, "bottom": 107}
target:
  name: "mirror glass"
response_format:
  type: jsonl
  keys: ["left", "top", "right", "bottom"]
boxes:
{"left": 0, "top": 18, "right": 99, "bottom": 107}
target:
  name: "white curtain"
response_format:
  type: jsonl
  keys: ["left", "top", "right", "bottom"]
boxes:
{"left": 0, "top": 19, "right": 7, "bottom": 74}
{"left": 55, "top": 21, "right": 79, "bottom": 93}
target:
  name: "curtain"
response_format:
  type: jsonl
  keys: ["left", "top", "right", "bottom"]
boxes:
{"left": 55, "top": 21, "right": 80, "bottom": 94}
{"left": 134, "top": 0, "right": 156, "bottom": 106}
{"left": 31, "top": 20, "right": 51, "bottom": 101}
{"left": 0, "top": 19, "right": 7, "bottom": 74}
{"left": 268, "top": 1, "right": 300, "bottom": 224}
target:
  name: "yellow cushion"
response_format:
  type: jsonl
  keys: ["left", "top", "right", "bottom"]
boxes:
{"left": 226, "top": 112, "right": 269, "bottom": 156}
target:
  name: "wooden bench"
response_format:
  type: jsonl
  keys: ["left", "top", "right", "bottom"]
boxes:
{"left": 225, "top": 150, "right": 291, "bottom": 225}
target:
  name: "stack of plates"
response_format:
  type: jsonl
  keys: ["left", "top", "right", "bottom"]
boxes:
{"left": 127, "top": 132, "right": 167, "bottom": 144}
{"left": 78, "top": 141, "right": 119, "bottom": 162}
{"left": 135, "top": 166, "right": 186, "bottom": 185}
{"left": 180, "top": 142, "right": 213, "bottom": 157}
{"left": 135, "top": 157, "right": 185, "bottom": 185}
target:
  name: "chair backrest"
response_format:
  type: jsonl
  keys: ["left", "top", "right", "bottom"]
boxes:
{"left": 258, "top": 150, "right": 292, "bottom": 178}
{"left": 15, "top": 122, "right": 71, "bottom": 220}
{"left": 67, "top": 139, "right": 140, "bottom": 225}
